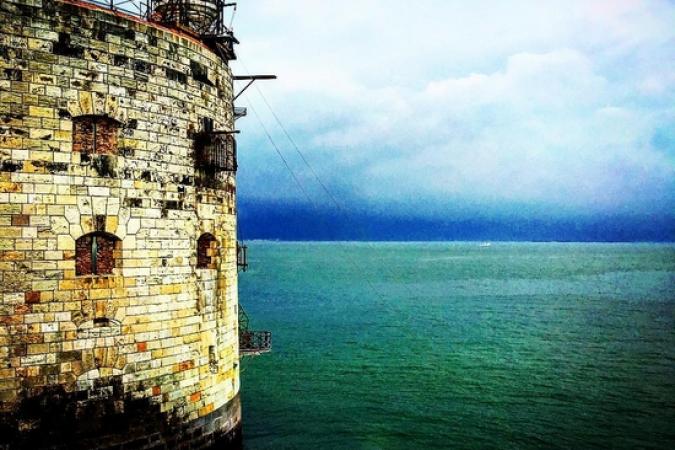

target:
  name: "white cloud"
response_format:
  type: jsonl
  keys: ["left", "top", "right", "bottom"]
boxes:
{"left": 233, "top": 0, "right": 675, "bottom": 218}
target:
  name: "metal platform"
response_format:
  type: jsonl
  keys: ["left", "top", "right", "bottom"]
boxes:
{"left": 239, "top": 330, "right": 272, "bottom": 356}
{"left": 238, "top": 306, "right": 271, "bottom": 356}
{"left": 74, "top": 0, "right": 238, "bottom": 60}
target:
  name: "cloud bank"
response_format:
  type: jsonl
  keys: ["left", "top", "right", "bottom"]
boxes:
{"left": 231, "top": 0, "right": 675, "bottom": 240}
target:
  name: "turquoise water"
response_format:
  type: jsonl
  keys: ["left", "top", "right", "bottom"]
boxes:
{"left": 239, "top": 242, "right": 675, "bottom": 449}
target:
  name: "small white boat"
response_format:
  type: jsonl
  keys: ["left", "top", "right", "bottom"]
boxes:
{"left": 479, "top": 242, "right": 492, "bottom": 247}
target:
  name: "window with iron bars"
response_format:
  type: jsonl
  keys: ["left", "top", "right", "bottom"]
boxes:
{"left": 194, "top": 131, "right": 237, "bottom": 173}
{"left": 75, "top": 232, "right": 121, "bottom": 276}
{"left": 72, "top": 115, "right": 120, "bottom": 155}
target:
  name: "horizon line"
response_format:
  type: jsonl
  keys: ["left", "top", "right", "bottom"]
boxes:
{"left": 238, "top": 239, "right": 675, "bottom": 244}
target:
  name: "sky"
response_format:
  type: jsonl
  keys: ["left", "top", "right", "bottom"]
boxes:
{"left": 229, "top": 0, "right": 674, "bottom": 240}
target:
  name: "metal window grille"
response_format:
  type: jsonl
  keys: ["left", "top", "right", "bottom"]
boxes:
{"left": 72, "top": 116, "right": 120, "bottom": 155}
{"left": 75, "top": 233, "right": 120, "bottom": 276}
{"left": 76, "top": 1, "right": 234, "bottom": 37}
{"left": 195, "top": 132, "right": 237, "bottom": 173}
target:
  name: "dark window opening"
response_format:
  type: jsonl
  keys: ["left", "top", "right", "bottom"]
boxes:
{"left": 166, "top": 68, "right": 187, "bottom": 84}
{"left": 72, "top": 116, "right": 120, "bottom": 155}
{"left": 190, "top": 60, "right": 213, "bottom": 86}
{"left": 202, "top": 117, "right": 214, "bottom": 133}
{"left": 113, "top": 54, "right": 129, "bottom": 67}
{"left": 161, "top": 200, "right": 184, "bottom": 218}
{"left": 4, "top": 69, "right": 21, "bottom": 81}
{"left": 165, "top": 200, "right": 181, "bottom": 210}
{"left": 76, "top": 232, "right": 121, "bottom": 276}
{"left": 94, "top": 317, "right": 111, "bottom": 327}
{"left": 125, "top": 198, "right": 143, "bottom": 208}
{"left": 208, "top": 345, "right": 218, "bottom": 373}
{"left": 54, "top": 32, "right": 84, "bottom": 58}
{"left": 197, "top": 233, "right": 218, "bottom": 269}
{"left": 134, "top": 60, "right": 151, "bottom": 73}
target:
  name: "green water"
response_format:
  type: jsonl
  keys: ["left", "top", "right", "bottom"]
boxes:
{"left": 239, "top": 242, "right": 675, "bottom": 449}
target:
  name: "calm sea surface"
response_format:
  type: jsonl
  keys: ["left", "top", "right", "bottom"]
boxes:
{"left": 238, "top": 242, "right": 675, "bottom": 450}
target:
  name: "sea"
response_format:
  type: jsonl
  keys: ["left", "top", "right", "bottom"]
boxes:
{"left": 238, "top": 242, "right": 675, "bottom": 450}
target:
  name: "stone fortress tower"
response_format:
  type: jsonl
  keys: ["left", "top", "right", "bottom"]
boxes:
{"left": 0, "top": 0, "right": 269, "bottom": 448}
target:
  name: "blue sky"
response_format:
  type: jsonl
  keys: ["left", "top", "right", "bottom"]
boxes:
{"left": 230, "top": 0, "right": 675, "bottom": 240}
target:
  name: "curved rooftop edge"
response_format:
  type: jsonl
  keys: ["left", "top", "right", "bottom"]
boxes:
{"left": 58, "top": 0, "right": 233, "bottom": 56}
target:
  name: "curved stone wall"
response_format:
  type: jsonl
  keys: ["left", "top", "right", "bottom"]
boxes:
{"left": 0, "top": 0, "right": 241, "bottom": 447}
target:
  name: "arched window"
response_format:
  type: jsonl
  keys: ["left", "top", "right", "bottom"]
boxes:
{"left": 197, "top": 233, "right": 218, "bottom": 269}
{"left": 72, "top": 115, "right": 120, "bottom": 154}
{"left": 76, "top": 232, "right": 121, "bottom": 276}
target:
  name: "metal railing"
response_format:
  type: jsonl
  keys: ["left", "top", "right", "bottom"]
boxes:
{"left": 71, "top": 1, "right": 234, "bottom": 37}
{"left": 238, "top": 306, "right": 271, "bottom": 355}
{"left": 67, "top": 1, "right": 238, "bottom": 61}
{"left": 75, "top": 0, "right": 149, "bottom": 18}
{"left": 239, "top": 330, "right": 272, "bottom": 355}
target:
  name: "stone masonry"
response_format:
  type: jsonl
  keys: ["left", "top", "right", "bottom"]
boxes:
{"left": 0, "top": 0, "right": 242, "bottom": 448}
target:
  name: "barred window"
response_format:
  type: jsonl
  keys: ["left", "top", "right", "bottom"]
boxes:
{"left": 72, "top": 116, "right": 120, "bottom": 155}
{"left": 197, "top": 233, "right": 218, "bottom": 269}
{"left": 76, "top": 232, "right": 121, "bottom": 276}
{"left": 194, "top": 132, "right": 237, "bottom": 173}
